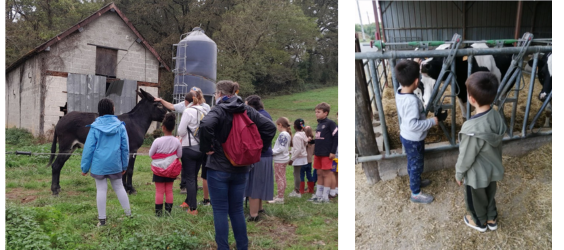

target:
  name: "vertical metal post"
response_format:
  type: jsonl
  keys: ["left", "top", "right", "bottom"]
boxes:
{"left": 372, "top": 0, "right": 381, "bottom": 40}
{"left": 389, "top": 59, "right": 404, "bottom": 153}
{"left": 377, "top": 0, "right": 387, "bottom": 42}
{"left": 466, "top": 55, "right": 473, "bottom": 120}
{"left": 509, "top": 60, "right": 523, "bottom": 137}
{"left": 450, "top": 59, "right": 456, "bottom": 144}
{"left": 369, "top": 59, "right": 391, "bottom": 156}
{"left": 357, "top": 0, "right": 366, "bottom": 40}
{"left": 522, "top": 53, "right": 539, "bottom": 136}
{"left": 514, "top": 1, "right": 523, "bottom": 45}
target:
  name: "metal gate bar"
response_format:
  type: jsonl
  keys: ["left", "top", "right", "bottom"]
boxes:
{"left": 356, "top": 38, "right": 551, "bottom": 163}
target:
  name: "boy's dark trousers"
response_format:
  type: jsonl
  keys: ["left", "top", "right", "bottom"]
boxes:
{"left": 464, "top": 181, "right": 498, "bottom": 226}
{"left": 400, "top": 136, "right": 425, "bottom": 194}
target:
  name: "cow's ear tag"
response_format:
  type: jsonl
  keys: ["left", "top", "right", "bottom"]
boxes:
{"left": 462, "top": 56, "right": 468, "bottom": 61}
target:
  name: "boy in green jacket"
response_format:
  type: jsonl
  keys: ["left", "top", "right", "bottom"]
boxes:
{"left": 455, "top": 72, "right": 507, "bottom": 232}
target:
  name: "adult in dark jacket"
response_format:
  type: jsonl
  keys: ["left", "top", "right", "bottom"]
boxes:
{"left": 199, "top": 80, "right": 276, "bottom": 250}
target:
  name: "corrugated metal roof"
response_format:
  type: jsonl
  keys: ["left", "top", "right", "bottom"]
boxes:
{"left": 379, "top": 1, "right": 552, "bottom": 50}
{"left": 6, "top": 2, "right": 171, "bottom": 74}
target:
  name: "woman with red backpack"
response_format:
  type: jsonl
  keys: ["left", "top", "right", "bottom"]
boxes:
{"left": 199, "top": 80, "right": 276, "bottom": 250}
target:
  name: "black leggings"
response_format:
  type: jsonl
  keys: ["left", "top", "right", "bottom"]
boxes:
{"left": 181, "top": 147, "right": 203, "bottom": 210}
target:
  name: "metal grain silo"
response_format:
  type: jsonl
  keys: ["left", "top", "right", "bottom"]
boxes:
{"left": 173, "top": 27, "right": 217, "bottom": 104}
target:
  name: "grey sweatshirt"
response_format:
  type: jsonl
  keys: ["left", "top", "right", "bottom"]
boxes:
{"left": 395, "top": 88, "right": 437, "bottom": 142}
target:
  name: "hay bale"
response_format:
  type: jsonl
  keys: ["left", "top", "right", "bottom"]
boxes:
{"left": 379, "top": 71, "right": 550, "bottom": 150}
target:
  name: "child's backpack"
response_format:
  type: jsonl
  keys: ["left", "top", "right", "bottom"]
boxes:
{"left": 222, "top": 110, "right": 263, "bottom": 166}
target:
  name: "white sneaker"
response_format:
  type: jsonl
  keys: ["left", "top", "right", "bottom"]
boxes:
{"left": 295, "top": 193, "right": 302, "bottom": 198}
{"left": 307, "top": 195, "right": 318, "bottom": 202}
{"left": 268, "top": 198, "right": 284, "bottom": 204}
{"left": 289, "top": 190, "right": 300, "bottom": 197}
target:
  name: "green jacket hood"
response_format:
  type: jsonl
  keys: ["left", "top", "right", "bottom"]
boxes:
{"left": 458, "top": 109, "right": 507, "bottom": 147}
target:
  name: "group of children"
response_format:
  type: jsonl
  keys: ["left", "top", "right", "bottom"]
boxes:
{"left": 270, "top": 103, "right": 339, "bottom": 204}
{"left": 395, "top": 60, "right": 505, "bottom": 233}
{"left": 80, "top": 96, "right": 338, "bottom": 227}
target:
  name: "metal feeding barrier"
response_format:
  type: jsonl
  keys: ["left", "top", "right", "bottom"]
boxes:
{"left": 356, "top": 33, "right": 552, "bottom": 163}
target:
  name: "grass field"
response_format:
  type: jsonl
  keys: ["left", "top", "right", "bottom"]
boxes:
{"left": 5, "top": 86, "right": 339, "bottom": 250}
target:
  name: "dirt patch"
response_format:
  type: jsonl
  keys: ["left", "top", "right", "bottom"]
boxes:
{"left": 250, "top": 216, "right": 298, "bottom": 247}
{"left": 137, "top": 146, "right": 151, "bottom": 154}
{"left": 380, "top": 72, "right": 550, "bottom": 150}
{"left": 6, "top": 188, "right": 40, "bottom": 204}
{"left": 356, "top": 143, "right": 552, "bottom": 249}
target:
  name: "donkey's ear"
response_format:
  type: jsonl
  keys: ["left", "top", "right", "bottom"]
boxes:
{"left": 140, "top": 88, "right": 156, "bottom": 102}
{"left": 137, "top": 90, "right": 144, "bottom": 99}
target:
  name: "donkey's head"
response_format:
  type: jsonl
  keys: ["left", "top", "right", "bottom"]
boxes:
{"left": 137, "top": 88, "right": 168, "bottom": 122}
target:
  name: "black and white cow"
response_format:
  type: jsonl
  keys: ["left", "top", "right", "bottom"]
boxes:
{"left": 420, "top": 43, "right": 512, "bottom": 117}
{"left": 528, "top": 52, "right": 552, "bottom": 102}
{"left": 528, "top": 53, "right": 552, "bottom": 127}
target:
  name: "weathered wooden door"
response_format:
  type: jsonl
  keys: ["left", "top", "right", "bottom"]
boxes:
{"left": 96, "top": 47, "right": 117, "bottom": 77}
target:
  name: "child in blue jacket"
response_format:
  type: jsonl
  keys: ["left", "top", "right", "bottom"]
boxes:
{"left": 81, "top": 98, "right": 131, "bottom": 227}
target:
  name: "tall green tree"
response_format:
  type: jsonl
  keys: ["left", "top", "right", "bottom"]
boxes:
{"left": 6, "top": 0, "right": 337, "bottom": 98}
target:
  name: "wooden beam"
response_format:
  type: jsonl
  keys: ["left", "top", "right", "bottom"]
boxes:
{"left": 45, "top": 70, "right": 69, "bottom": 77}
{"left": 137, "top": 81, "right": 159, "bottom": 87}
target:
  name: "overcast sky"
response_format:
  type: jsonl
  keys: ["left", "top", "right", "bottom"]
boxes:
{"left": 354, "top": 0, "right": 381, "bottom": 25}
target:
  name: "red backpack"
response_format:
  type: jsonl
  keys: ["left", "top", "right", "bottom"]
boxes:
{"left": 222, "top": 110, "right": 263, "bottom": 166}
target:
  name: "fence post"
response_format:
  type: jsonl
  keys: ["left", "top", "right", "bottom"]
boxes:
{"left": 356, "top": 56, "right": 382, "bottom": 184}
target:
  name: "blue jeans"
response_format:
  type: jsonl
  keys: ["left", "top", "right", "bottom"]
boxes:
{"left": 312, "top": 168, "right": 318, "bottom": 183}
{"left": 299, "top": 163, "right": 314, "bottom": 182}
{"left": 207, "top": 169, "right": 249, "bottom": 250}
{"left": 400, "top": 136, "right": 425, "bottom": 194}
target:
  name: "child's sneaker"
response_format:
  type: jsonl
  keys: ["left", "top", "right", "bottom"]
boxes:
{"left": 464, "top": 215, "right": 487, "bottom": 232}
{"left": 268, "top": 198, "right": 284, "bottom": 204}
{"left": 187, "top": 209, "right": 198, "bottom": 216}
{"left": 200, "top": 199, "right": 211, "bottom": 206}
{"left": 179, "top": 202, "right": 189, "bottom": 208}
{"left": 410, "top": 192, "right": 434, "bottom": 204}
{"left": 247, "top": 215, "right": 260, "bottom": 222}
{"left": 313, "top": 198, "right": 330, "bottom": 204}
{"left": 487, "top": 220, "right": 498, "bottom": 231}
{"left": 289, "top": 190, "right": 301, "bottom": 197}
{"left": 307, "top": 195, "right": 318, "bottom": 202}
{"left": 420, "top": 179, "right": 432, "bottom": 188}
{"left": 97, "top": 219, "right": 106, "bottom": 227}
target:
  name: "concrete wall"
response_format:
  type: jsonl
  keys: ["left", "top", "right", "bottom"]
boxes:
{"left": 46, "top": 12, "right": 160, "bottom": 83}
{"left": 44, "top": 76, "right": 68, "bottom": 135}
{"left": 5, "top": 57, "right": 42, "bottom": 135}
{"left": 6, "top": 11, "right": 163, "bottom": 137}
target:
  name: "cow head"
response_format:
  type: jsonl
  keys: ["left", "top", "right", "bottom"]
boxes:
{"left": 421, "top": 57, "right": 443, "bottom": 80}
{"left": 137, "top": 88, "right": 168, "bottom": 122}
